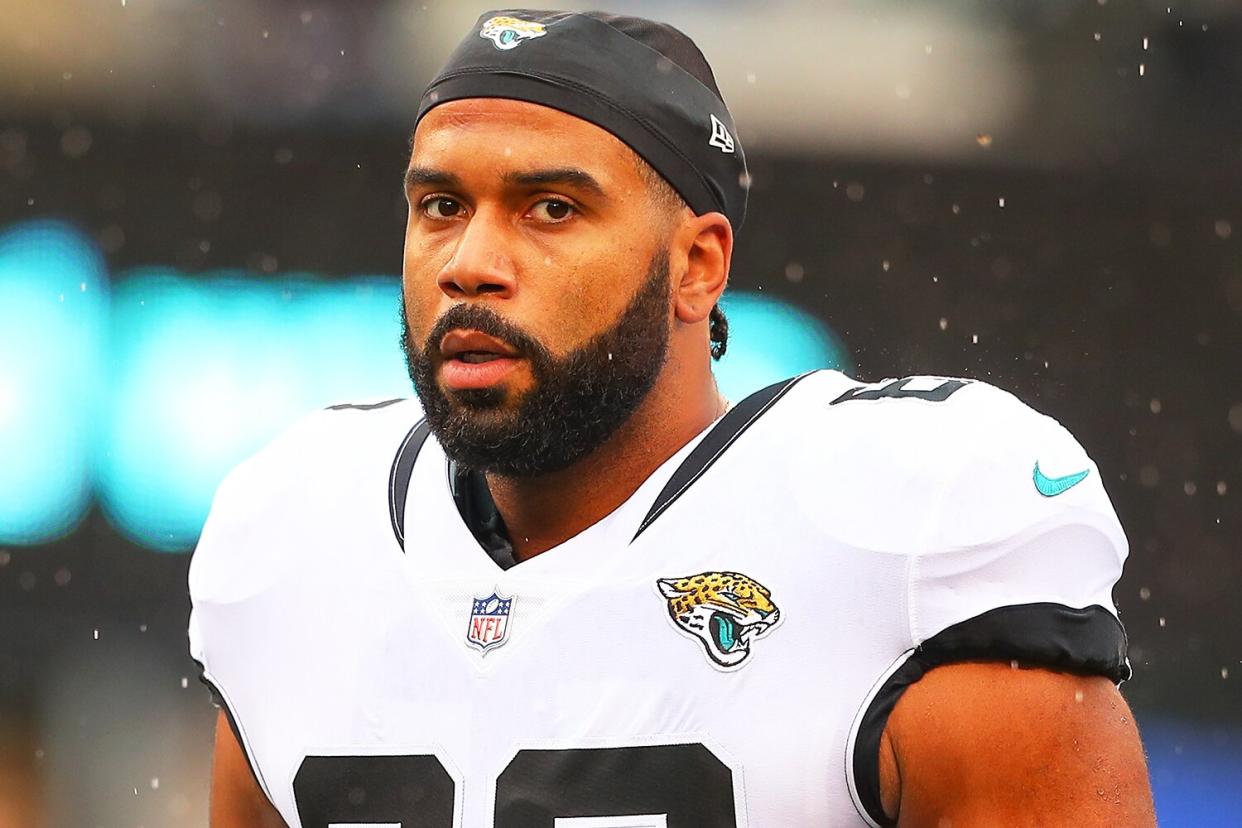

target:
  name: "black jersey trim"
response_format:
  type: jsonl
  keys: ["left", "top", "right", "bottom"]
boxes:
{"left": 388, "top": 419, "right": 432, "bottom": 550}
{"left": 192, "top": 656, "right": 276, "bottom": 807}
{"left": 631, "top": 372, "right": 812, "bottom": 542}
{"left": 848, "top": 602, "right": 1131, "bottom": 827}
{"left": 326, "top": 398, "right": 405, "bottom": 412}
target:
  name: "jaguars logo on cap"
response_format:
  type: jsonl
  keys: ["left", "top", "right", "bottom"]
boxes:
{"left": 479, "top": 15, "right": 548, "bottom": 50}
{"left": 657, "top": 571, "right": 781, "bottom": 671}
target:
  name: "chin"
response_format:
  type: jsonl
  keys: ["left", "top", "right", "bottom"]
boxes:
{"left": 446, "top": 385, "right": 509, "bottom": 410}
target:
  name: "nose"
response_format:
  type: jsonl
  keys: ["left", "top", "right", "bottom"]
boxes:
{"left": 437, "top": 211, "right": 516, "bottom": 300}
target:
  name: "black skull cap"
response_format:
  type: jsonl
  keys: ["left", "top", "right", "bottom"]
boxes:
{"left": 417, "top": 9, "right": 749, "bottom": 229}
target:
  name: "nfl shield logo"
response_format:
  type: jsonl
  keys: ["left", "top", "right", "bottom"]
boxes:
{"left": 466, "top": 592, "right": 513, "bottom": 654}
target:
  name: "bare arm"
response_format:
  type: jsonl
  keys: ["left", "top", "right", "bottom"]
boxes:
{"left": 209, "top": 709, "right": 287, "bottom": 828}
{"left": 878, "top": 661, "right": 1155, "bottom": 827}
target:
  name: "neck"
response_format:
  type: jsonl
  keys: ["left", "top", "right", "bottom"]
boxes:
{"left": 485, "top": 356, "right": 725, "bottom": 561}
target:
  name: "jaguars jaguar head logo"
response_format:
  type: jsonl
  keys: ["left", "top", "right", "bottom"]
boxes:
{"left": 657, "top": 572, "right": 781, "bottom": 670}
{"left": 479, "top": 15, "right": 548, "bottom": 50}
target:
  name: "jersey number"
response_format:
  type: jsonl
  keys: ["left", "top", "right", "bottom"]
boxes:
{"left": 293, "top": 743, "right": 736, "bottom": 827}
{"left": 830, "top": 376, "right": 968, "bottom": 405}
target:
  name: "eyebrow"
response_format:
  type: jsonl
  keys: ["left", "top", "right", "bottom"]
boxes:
{"left": 403, "top": 166, "right": 607, "bottom": 200}
{"left": 501, "top": 168, "right": 607, "bottom": 199}
{"left": 404, "top": 167, "right": 461, "bottom": 191}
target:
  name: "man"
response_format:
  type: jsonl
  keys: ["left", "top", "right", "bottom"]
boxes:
{"left": 190, "top": 9, "right": 1155, "bottom": 827}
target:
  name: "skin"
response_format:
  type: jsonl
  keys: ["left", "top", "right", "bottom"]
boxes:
{"left": 401, "top": 98, "right": 730, "bottom": 560}
{"left": 207, "top": 99, "right": 1156, "bottom": 826}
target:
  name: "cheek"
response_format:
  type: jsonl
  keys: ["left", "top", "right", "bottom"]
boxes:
{"left": 528, "top": 258, "right": 629, "bottom": 348}
{"left": 402, "top": 237, "right": 447, "bottom": 339}
{"left": 400, "top": 274, "right": 440, "bottom": 347}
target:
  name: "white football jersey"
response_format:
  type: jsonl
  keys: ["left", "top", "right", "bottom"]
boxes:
{"left": 188, "top": 370, "right": 1130, "bottom": 827}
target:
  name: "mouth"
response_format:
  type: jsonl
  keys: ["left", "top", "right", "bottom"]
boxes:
{"left": 438, "top": 329, "right": 523, "bottom": 391}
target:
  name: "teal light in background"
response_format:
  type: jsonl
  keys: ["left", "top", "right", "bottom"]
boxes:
{"left": 0, "top": 221, "right": 108, "bottom": 545}
{"left": 96, "top": 271, "right": 411, "bottom": 552}
{"left": 0, "top": 229, "right": 851, "bottom": 555}
{"left": 714, "top": 291, "right": 850, "bottom": 401}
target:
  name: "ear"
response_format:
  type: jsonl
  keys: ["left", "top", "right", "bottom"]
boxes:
{"left": 657, "top": 579, "right": 683, "bottom": 599}
{"left": 670, "top": 211, "right": 732, "bottom": 326}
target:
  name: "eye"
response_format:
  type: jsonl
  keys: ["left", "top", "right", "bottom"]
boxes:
{"left": 527, "top": 198, "right": 576, "bottom": 223}
{"left": 421, "top": 196, "right": 465, "bottom": 220}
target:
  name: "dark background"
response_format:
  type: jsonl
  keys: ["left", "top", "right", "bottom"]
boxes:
{"left": 1, "top": 1, "right": 1239, "bottom": 824}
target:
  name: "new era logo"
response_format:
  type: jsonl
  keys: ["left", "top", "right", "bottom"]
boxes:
{"left": 708, "top": 114, "right": 735, "bottom": 154}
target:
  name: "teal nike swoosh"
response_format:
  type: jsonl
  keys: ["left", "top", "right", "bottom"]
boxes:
{"left": 1033, "top": 462, "right": 1090, "bottom": 497}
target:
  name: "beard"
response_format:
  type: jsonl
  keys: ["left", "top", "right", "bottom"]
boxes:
{"left": 401, "top": 252, "right": 672, "bottom": 477}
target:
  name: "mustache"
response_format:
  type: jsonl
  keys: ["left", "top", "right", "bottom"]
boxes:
{"left": 423, "top": 303, "right": 546, "bottom": 361}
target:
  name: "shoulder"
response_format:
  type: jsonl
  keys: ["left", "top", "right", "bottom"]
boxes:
{"left": 188, "top": 397, "right": 423, "bottom": 605}
{"left": 785, "top": 370, "right": 1066, "bottom": 452}
{"left": 771, "top": 371, "right": 1125, "bottom": 556}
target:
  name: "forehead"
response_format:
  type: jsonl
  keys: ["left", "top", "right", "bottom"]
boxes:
{"left": 411, "top": 98, "right": 638, "bottom": 177}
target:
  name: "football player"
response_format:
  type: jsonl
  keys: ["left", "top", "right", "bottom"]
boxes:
{"left": 190, "top": 9, "right": 1156, "bottom": 827}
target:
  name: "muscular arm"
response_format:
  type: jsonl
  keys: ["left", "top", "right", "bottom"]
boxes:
{"left": 209, "top": 710, "right": 287, "bottom": 828}
{"left": 878, "top": 661, "right": 1155, "bottom": 827}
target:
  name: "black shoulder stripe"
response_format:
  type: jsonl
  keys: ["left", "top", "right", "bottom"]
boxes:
{"left": 192, "top": 656, "right": 275, "bottom": 808}
{"left": 631, "top": 372, "right": 812, "bottom": 542}
{"left": 326, "top": 398, "right": 405, "bottom": 412}
{"left": 849, "top": 603, "right": 1130, "bottom": 827}
{"left": 388, "top": 419, "right": 432, "bottom": 550}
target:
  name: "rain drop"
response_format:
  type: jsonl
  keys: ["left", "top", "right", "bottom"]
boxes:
{"left": 938, "top": 318, "right": 949, "bottom": 331}
{"left": 1139, "top": 586, "right": 1151, "bottom": 601}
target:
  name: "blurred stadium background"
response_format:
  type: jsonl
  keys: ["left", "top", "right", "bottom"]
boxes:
{"left": 1, "top": 0, "right": 1240, "bottom": 824}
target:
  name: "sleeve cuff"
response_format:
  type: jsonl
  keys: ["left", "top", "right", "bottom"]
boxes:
{"left": 847, "top": 602, "right": 1129, "bottom": 827}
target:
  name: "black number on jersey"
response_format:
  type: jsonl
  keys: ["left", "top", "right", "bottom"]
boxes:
{"left": 497, "top": 744, "right": 735, "bottom": 826}
{"left": 294, "top": 754, "right": 455, "bottom": 826}
{"left": 830, "top": 376, "right": 968, "bottom": 405}
{"left": 293, "top": 743, "right": 737, "bottom": 827}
